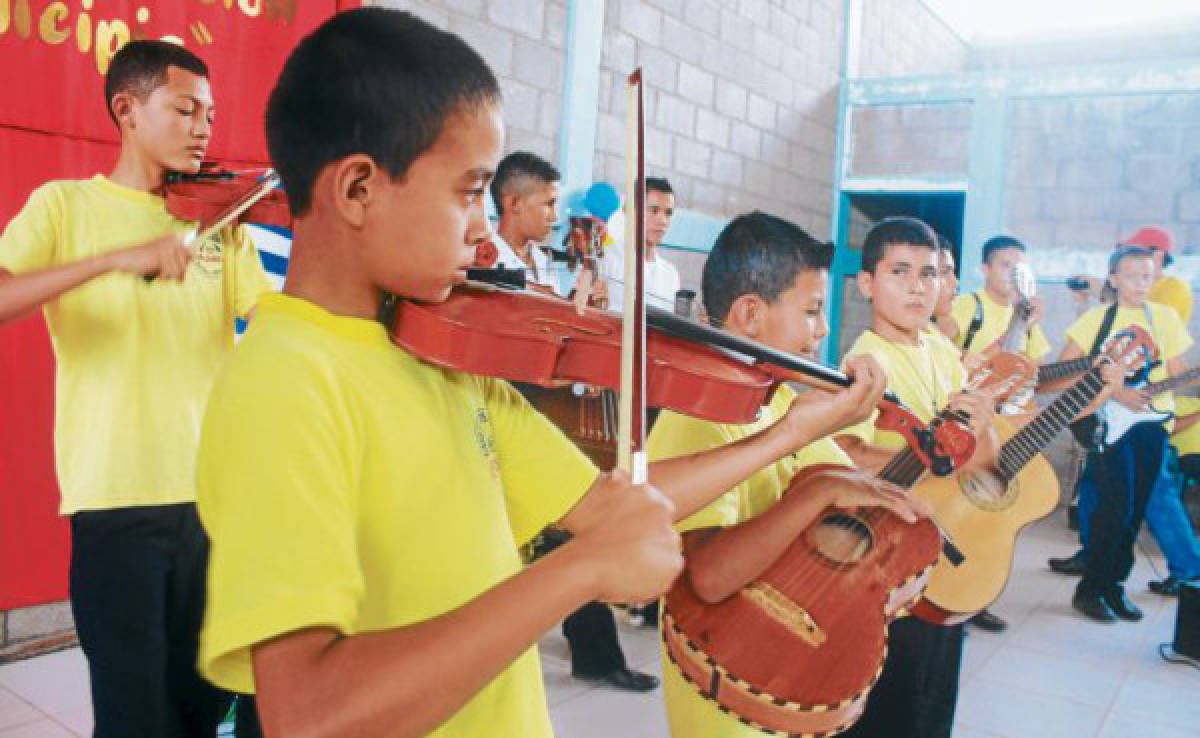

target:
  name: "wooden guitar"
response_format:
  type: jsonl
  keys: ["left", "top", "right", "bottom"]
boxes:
{"left": 911, "top": 326, "right": 1155, "bottom": 624}
{"left": 659, "top": 365, "right": 1024, "bottom": 736}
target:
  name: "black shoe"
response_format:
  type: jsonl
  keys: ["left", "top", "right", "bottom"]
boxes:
{"left": 1102, "top": 587, "right": 1144, "bottom": 621}
{"left": 1071, "top": 591, "right": 1117, "bottom": 623}
{"left": 1148, "top": 576, "right": 1182, "bottom": 596}
{"left": 574, "top": 667, "right": 660, "bottom": 692}
{"left": 968, "top": 609, "right": 1008, "bottom": 633}
{"left": 1048, "top": 550, "right": 1087, "bottom": 575}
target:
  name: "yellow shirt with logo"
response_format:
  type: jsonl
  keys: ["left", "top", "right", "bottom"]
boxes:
{"left": 949, "top": 290, "right": 1051, "bottom": 361}
{"left": 0, "top": 176, "right": 270, "bottom": 514}
{"left": 1065, "top": 302, "right": 1193, "bottom": 417}
{"left": 196, "top": 293, "right": 598, "bottom": 738}
{"left": 838, "top": 329, "right": 968, "bottom": 451}
{"left": 647, "top": 384, "right": 854, "bottom": 737}
{"left": 1149, "top": 275, "right": 1193, "bottom": 325}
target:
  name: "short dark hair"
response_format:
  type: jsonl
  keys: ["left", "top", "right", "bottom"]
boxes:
{"left": 702, "top": 211, "right": 833, "bottom": 325}
{"left": 104, "top": 41, "right": 208, "bottom": 126}
{"left": 861, "top": 216, "right": 938, "bottom": 274}
{"left": 935, "top": 232, "right": 954, "bottom": 254}
{"left": 1108, "top": 245, "right": 1155, "bottom": 275}
{"left": 981, "top": 235, "right": 1026, "bottom": 264}
{"left": 266, "top": 8, "right": 501, "bottom": 216}
{"left": 490, "top": 151, "right": 560, "bottom": 216}
{"left": 646, "top": 177, "right": 673, "bottom": 196}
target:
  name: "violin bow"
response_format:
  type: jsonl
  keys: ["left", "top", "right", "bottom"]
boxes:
{"left": 617, "top": 69, "right": 647, "bottom": 483}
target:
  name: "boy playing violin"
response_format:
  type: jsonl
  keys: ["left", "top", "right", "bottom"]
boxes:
{"left": 194, "top": 9, "right": 912, "bottom": 737}
{"left": 0, "top": 41, "right": 269, "bottom": 737}
{"left": 646, "top": 211, "right": 930, "bottom": 737}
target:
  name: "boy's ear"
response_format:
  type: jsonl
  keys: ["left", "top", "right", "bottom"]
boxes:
{"left": 110, "top": 92, "right": 136, "bottom": 130}
{"left": 856, "top": 270, "right": 874, "bottom": 301}
{"left": 503, "top": 192, "right": 522, "bottom": 216}
{"left": 727, "top": 294, "right": 765, "bottom": 337}
{"left": 330, "top": 155, "right": 376, "bottom": 228}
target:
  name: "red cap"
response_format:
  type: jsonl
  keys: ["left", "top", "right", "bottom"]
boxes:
{"left": 1122, "top": 225, "right": 1174, "bottom": 252}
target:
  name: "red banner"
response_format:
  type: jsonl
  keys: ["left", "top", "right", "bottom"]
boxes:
{"left": 0, "top": 0, "right": 356, "bottom": 610}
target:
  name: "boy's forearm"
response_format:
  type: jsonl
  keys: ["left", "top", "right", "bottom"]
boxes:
{"left": 0, "top": 255, "right": 113, "bottom": 323}
{"left": 254, "top": 544, "right": 598, "bottom": 738}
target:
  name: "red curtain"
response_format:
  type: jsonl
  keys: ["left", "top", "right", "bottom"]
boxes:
{"left": 0, "top": 0, "right": 359, "bottom": 610}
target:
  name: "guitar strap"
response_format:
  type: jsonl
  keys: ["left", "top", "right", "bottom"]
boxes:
{"left": 1087, "top": 303, "right": 1119, "bottom": 358}
{"left": 962, "top": 293, "right": 984, "bottom": 352}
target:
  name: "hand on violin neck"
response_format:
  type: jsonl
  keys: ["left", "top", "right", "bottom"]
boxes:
{"left": 776, "top": 355, "right": 887, "bottom": 451}
{"left": 109, "top": 233, "right": 192, "bottom": 281}
{"left": 556, "top": 470, "right": 683, "bottom": 604}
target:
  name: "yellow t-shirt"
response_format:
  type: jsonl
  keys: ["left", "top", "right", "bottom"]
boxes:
{"left": 1065, "top": 302, "right": 1193, "bottom": 417}
{"left": 0, "top": 176, "right": 271, "bottom": 514}
{"left": 647, "top": 384, "right": 853, "bottom": 737}
{"left": 1149, "top": 275, "right": 1193, "bottom": 324}
{"left": 949, "top": 290, "right": 1051, "bottom": 360}
{"left": 1171, "top": 396, "right": 1200, "bottom": 455}
{"left": 838, "top": 329, "right": 968, "bottom": 450}
{"left": 196, "top": 293, "right": 597, "bottom": 738}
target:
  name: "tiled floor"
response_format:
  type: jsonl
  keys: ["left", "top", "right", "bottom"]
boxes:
{"left": 1, "top": 515, "right": 1196, "bottom": 737}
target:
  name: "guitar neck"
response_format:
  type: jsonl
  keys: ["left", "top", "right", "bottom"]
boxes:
{"left": 1037, "top": 356, "right": 1092, "bottom": 384}
{"left": 878, "top": 447, "right": 925, "bottom": 489}
{"left": 999, "top": 368, "right": 1107, "bottom": 478}
{"left": 1144, "top": 366, "right": 1200, "bottom": 396}
{"left": 998, "top": 299, "right": 1033, "bottom": 351}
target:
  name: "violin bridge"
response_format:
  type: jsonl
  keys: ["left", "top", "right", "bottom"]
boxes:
{"left": 740, "top": 581, "right": 826, "bottom": 647}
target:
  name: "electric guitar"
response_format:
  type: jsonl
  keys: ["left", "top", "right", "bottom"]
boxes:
{"left": 1080, "top": 365, "right": 1200, "bottom": 448}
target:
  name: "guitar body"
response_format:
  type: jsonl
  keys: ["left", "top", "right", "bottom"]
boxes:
{"left": 662, "top": 466, "right": 941, "bottom": 737}
{"left": 1099, "top": 401, "right": 1173, "bottom": 447}
{"left": 911, "top": 417, "right": 1059, "bottom": 623}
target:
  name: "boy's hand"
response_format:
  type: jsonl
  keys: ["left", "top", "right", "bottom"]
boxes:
{"left": 109, "top": 233, "right": 192, "bottom": 281}
{"left": 802, "top": 467, "right": 930, "bottom": 523}
{"left": 1113, "top": 385, "right": 1151, "bottom": 412}
{"left": 567, "top": 471, "right": 683, "bottom": 604}
{"left": 948, "top": 389, "right": 996, "bottom": 438}
{"left": 1025, "top": 296, "right": 1044, "bottom": 326}
{"left": 780, "top": 355, "right": 887, "bottom": 445}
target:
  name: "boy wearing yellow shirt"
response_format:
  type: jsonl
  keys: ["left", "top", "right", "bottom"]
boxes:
{"left": 1047, "top": 245, "right": 1193, "bottom": 622}
{"left": 0, "top": 42, "right": 270, "bottom": 737}
{"left": 834, "top": 217, "right": 999, "bottom": 738}
{"left": 195, "top": 11, "right": 909, "bottom": 737}
{"left": 646, "top": 212, "right": 929, "bottom": 738}
{"left": 944, "top": 234, "right": 1051, "bottom": 363}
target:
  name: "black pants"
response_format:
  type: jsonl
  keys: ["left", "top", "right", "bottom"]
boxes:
{"left": 1078, "top": 423, "right": 1166, "bottom": 597}
{"left": 69, "top": 503, "right": 258, "bottom": 738}
{"left": 839, "top": 618, "right": 964, "bottom": 738}
{"left": 532, "top": 529, "right": 626, "bottom": 676}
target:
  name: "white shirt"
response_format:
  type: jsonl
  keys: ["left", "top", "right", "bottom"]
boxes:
{"left": 603, "top": 242, "right": 682, "bottom": 312}
{"left": 491, "top": 233, "right": 559, "bottom": 295}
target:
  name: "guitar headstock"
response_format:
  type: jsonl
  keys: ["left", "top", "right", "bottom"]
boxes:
{"left": 1100, "top": 325, "right": 1157, "bottom": 378}
{"left": 968, "top": 351, "right": 1037, "bottom": 406}
{"left": 1010, "top": 262, "right": 1037, "bottom": 303}
{"left": 875, "top": 399, "right": 976, "bottom": 477}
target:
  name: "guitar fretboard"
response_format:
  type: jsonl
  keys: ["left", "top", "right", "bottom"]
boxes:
{"left": 999, "top": 369, "right": 1107, "bottom": 479}
{"left": 1142, "top": 366, "right": 1200, "bottom": 396}
{"left": 1036, "top": 356, "right": 1093, "bottom": 385}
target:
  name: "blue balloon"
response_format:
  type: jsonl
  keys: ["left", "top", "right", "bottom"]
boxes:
{"left": 564, "top": 189, "right": 589, "bottom": 217}
{"left": 584, "top": 182, "right": 621, "bottom": 221}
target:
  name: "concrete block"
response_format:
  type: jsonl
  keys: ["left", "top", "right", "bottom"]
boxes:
{"left": 752, "top": 26, "right": 784, "bottom": 68}
{"left": 595, "top": 112, "right": 624, "bottom": 156}
{"left": 675, "top": 138, "right": 712, "bottom": 177}
{"left": 1114, "top": 190, "right": 1174, "bottom": 223}
{"left": 499, "top": 78, "right": 541, "bottom": 132}
{"left": 677, "top": 63, "right": 715, "bottom": 107}
{"left": 695, "top": 109, "right": 730, "bottom": 147}
{"left": 380, "top": 0, "right": 450, "bottom": 28}
{"left": 620, "top": 0, "right": 662, "bottom": 45}
{"left": 513, "top": 36, "right": 562, "bottom": 93}
{"left": 1004, "top": 187, "right": 1045, "bottom": 221}
{"left": 715, "top": 79, "right": 748, "bottom": 119}
{"left": 1053, "top": 220, "right": 1119, "bottom": 250}
{"left": 545, "top": 0, "right": 566, "bottom": 47}
{"left": 537, "top": 95, "right": 560, "bottom": 139}
{"left": 1179, "top": 191, "right": 1200, "bottom": 223}
{"left": 646, "top": 126, "right": 674, "bottom": 170}
{"left": 451, "top": 16, "right": 514, "bottom": 76}
{"left": 661, "top": 15, "right": 705, "bottom": 66}
{"left": 685, "top": 0, "right": 720, "bottom": 35}
{"left": 719, "top": 7, "right": 754, "bottom": 51}
{"left": 762, "top": 132, "right": 790, "bottom": 165}
{"left": 6, "top": 602, "right": 74, "bottom": 642}
{"left": 690, "top": 179, "right": 727, "bottom": 215}
{"left": 487, "top": 0, "right": 544, "bottom": 38}
{"left": 1125, "top": 155, "right": 1187, "bottom": 190}
{"left": 1058, "top": 158, "right": 1123, "bottom": 190}
{"left": 506, "top": 129, "right": 555, "bottom": 161}
{"left": 601, "top": 32, "right": 636, "bottom": 73}
{"left": 738, "top": 0, "right": 769, "bottom": 26}
{"left": 744, "top": 160, "right": 774, "bottom": 197}
{"left": 655, "top": 92, "right": 695, "bottom": 136}
{"left": 747, "top": 93, "right": 776, "bottom": 130}
{"left": 711, "top": 150, "right": 744, "bottom": 186}
{"left": 647, "top": 0, "right": 685, "bottom": 17}
{"left": 769, "top": 5, "right": 800, "bottom": 46}
{"left": 1002, "top": 220, "right": 1054, "bottom": 250}
{"left": 1007, "top": 156, "right": 1057, "bottom": 188}
{"left": 730, "top": 121, "right": 761, "bottom": 158}
{"left": 638, "top": 44, "right": 679, "bottom": 91}
{"left": 440, "top": 0, "right": 485, "bottom": 15}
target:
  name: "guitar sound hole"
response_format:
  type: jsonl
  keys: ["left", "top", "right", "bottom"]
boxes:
{"left": 810, "top": 513, "right": 874, "bottom": 567}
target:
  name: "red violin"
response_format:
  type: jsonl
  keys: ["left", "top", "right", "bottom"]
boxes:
{"left": 163, "top": 161, "right": 291, "bottom": 231}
